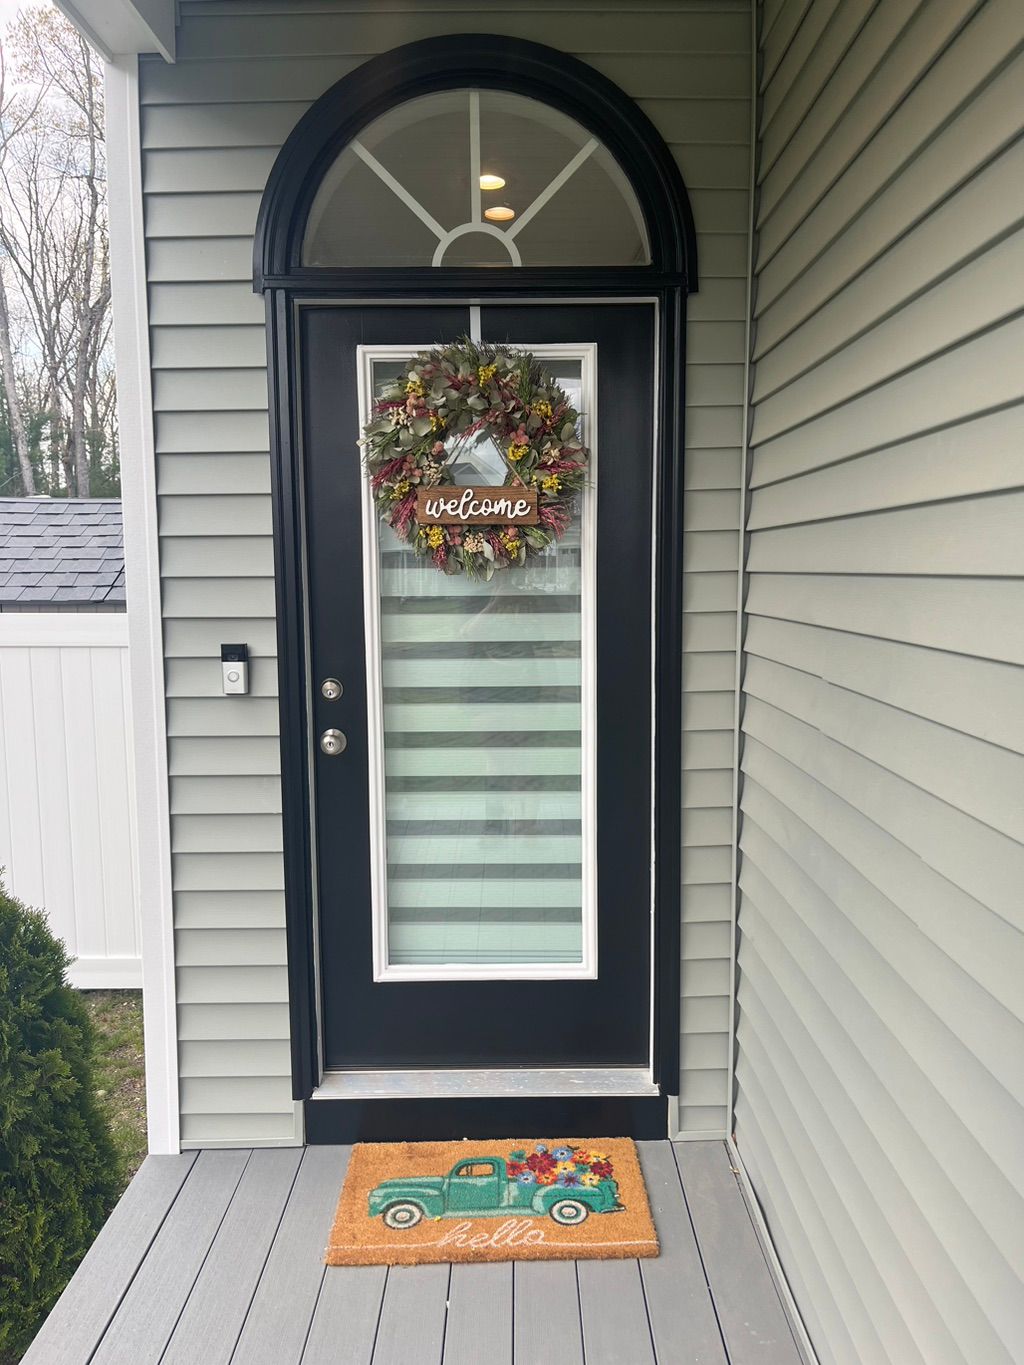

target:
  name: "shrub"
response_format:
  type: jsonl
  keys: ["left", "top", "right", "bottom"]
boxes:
{"left": 0, "top": 879, "right": 118, "bottom": 1359}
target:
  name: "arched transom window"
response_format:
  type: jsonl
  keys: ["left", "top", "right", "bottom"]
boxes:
{"left": 303, "top": 88, "right": 651, "bottom": 268}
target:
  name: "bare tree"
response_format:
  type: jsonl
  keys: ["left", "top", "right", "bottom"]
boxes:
{"left": 0, "top": 44, "right": 42, "bottom": 495}
{"left": 0, "top": 5, "right": 115, "bottom": 497}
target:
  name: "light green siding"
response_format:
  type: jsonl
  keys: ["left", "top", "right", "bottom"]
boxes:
{"left": 143, "top": 0, "right": 752, "bottom": 1145}
{"left": 737, "top": 1, "right": 1024, "bottom": 1361}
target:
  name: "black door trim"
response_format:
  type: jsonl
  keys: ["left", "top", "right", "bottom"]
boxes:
{"left": 254, "top": 34, "right": 697, "bottom": 289}
{"left": 256, "top": 35, "right": 696, "bottom": 1136}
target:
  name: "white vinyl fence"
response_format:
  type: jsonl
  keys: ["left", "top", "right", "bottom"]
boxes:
{"left": 0, "top": 612, "right": 140, "bottom": 987}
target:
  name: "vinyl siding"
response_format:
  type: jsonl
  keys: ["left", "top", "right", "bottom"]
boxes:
{"left": 143, "top": 0, "right": 751, "bottom": 1144}
{"left": 736, "top": 2, "right": 1024, "bottom": 1361}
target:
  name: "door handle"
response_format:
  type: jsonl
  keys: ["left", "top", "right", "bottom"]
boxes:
{"left": 319, "top": 728, "right": 347, "bottom": 756}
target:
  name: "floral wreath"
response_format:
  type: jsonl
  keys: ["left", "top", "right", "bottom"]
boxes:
{"left": 362, "top": 339, "right": 589, "bottom": 577}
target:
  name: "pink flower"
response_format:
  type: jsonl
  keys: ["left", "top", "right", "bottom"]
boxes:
{"left": 539, "top": 504, "right": 570, "bottom": 538}
{"left": 392, "top": 492, "right": 418, "bottom": 538}
{"left": 371, "top": 455, "right": 406, "bottom": 490}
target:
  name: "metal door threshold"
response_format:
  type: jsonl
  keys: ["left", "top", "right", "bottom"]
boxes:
{"left": 312, "top": 1066, "right": 658, "bottom": 1100}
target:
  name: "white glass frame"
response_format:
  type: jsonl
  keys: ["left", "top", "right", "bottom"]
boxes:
{"left": 357, "top": 341, "right": 599, "bottom": 982}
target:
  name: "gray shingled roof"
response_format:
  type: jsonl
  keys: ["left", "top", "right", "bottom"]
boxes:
{"left": 0, "top": 498, "right": 125, "bottom": 608}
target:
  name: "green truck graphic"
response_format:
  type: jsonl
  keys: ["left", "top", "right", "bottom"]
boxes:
{"left": 368, "top": 1152, "right": 624, "bottom": 1230}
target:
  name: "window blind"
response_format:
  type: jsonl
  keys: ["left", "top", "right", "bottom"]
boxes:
{"left": 379, "top": 527, "right": 586, "bottom": 967}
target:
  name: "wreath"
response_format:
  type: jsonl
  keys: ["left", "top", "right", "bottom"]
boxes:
{"left": 362, "top": 339, "right": 589, "bottom": 577}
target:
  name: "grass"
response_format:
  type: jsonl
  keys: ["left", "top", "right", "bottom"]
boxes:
{"left": 81, "top": 989, "right": 147, "bottom": 1194}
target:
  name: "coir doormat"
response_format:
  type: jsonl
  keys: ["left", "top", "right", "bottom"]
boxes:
{"left": 325, "top": 1138, "right": 658, "bottom": 1266}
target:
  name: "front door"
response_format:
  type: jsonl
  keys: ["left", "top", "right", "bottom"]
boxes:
{"left": 301, "top": 302, "right": 655, "bottom": 1074}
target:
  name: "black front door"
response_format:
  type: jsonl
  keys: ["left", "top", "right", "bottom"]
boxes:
{"left": 301, "top": 302, "right": 655, "bottom": 1072}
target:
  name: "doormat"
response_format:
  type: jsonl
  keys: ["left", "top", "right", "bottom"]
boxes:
{"left": 325, "top": 1138, "right": 658, "bottom": 1266}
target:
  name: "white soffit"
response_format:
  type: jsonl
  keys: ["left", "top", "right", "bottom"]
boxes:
{"left": 55, "top": 0, "right": 176, "bottom": 61}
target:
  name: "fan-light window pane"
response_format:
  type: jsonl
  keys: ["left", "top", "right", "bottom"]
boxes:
{"left": 304, "top": 89, "right": 649, "bottom": 267}
{"left": 363, "top": 355, "right": 594, "bottom": 973}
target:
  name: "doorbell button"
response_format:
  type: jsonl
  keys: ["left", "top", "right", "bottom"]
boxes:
{"left": 221, "top": 643, "right": 249, "bottom": 695}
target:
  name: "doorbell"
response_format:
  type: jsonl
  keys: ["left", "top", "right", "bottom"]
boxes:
{"left": 221, "top": 643, "right": 249, "bottom": 695}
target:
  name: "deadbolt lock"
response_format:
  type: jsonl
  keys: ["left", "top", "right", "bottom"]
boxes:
{"left": 321, "top": 678, "right": 343, "bottom": 701}
{"left": 319, "top": 728, "right": 347, "bottom": 756}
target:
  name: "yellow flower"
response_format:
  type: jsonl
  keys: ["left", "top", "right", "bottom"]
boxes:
{"left": 390, "top": 479, "right": 410, "bottom": 499}
{"left": 507, "top": 442, "right": 529, "bottom": 462}
{"left": 405, "top": 377, "right": 425, "bottom": 397}
{"left": 555, "top": 1160, "right": 576, "bottom": 1175}
{"left": 478, "top": 363, "right": 497, "bottom": 385}
{"left": 426, "top": 525, "right": 445, "bottom": 549}
{"left": 429, "top": 411, "right": 446, "bottom": 430}
{"left": 541, "top": 473, "right": 561, "bottom": 494}
{"left": 586, "top": 1150, "right": 609, "bottom": 1163}
{"left": 534, "top": 400, "right": 553, "bottom": 421}
{"left": 580, "top": 1172, "right": 600, "bottom": 1187}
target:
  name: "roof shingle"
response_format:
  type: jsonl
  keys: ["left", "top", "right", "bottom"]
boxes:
{"left": 0, "top": 499, "right": 126, "bottom": 609}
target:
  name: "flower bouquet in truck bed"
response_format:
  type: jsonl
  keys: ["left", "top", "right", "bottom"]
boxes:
{"left": 506, "top": 1143, "right": 616, "bottom": 1190}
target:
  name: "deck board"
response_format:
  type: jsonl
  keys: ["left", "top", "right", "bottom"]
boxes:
{"left": 91, "top": 1148, "right": 249, "bottom": 1365}
{"left": 512, "top": 1260, "right": 586, "bottom": 1365}
{"left": 674, "top": 1142, "right": 804, "bottom": 1365}
{"left": 231, "top": 1145, "right": 350, "bottom": 1365}
{"left": 20, "top": 1152, "right": 197, "bottom": 1365}
{"left": 372, "top": 1263, "right": 451, "bottom": 1365}
{"left": 443, "top": 1262, "right": 513, "bottom": 1365}
{"left": 638, "top": 1141, "right": 729, "bottom": 1363}
{"left": 162, "top": 1147, "right": 303, "bottom": 1365}
{"left": 577, "top": 1258, "right": 657, "bottom": 1365}
{"left": 26, "top": 1141, "right": 805, "bottom": 1365}
{"left": 301, "top": 1263, "right": 388, "bottom": 1364}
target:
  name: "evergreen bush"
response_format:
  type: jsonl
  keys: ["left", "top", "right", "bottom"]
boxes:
{"left": 0, "top": 879, "right": 117, "bottom": 1360}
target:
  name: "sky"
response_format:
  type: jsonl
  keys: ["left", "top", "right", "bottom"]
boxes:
{"left": 0, "top": 0, "right": 51, "bottom": 33}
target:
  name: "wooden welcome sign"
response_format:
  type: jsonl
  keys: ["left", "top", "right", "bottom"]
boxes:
{"left": 415, "top": 485, "right": 539, "bottom": 526}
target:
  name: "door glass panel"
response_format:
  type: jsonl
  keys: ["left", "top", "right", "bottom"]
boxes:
{"left": 304, "top": 89, "right": 649, "bottom": 267}
{"left": 363, "top": 352, "right": 594, "bottom": 975}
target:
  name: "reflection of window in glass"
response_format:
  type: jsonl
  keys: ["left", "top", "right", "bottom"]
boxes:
{"left": 304, "top": 89, "right": 649, "bottom": 267}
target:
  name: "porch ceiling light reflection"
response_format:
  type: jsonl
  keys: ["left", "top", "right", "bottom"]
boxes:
{"left": 484, "top": 204, "right": 516, "bottom": 222}
{"left": 479, "top": 173, "right": 506, "bottom": 190}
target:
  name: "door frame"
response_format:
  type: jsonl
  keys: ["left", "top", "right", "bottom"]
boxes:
{"left": 255, "top": 35, "right": 697, "bottom": 1140}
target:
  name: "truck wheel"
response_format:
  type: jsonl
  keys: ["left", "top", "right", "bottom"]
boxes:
{"left": 549, "top": 1198, "right": 589, "bottom": 1227}
{"left": 382, "top": 1201, "right": 424, "bottom": 1229}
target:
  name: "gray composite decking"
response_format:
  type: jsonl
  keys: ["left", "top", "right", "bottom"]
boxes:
{"left": 24, "top": 1141, "right": 806, "bottom": 1365}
